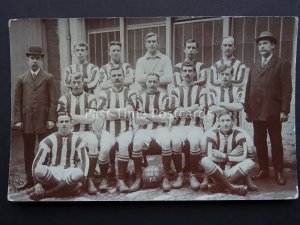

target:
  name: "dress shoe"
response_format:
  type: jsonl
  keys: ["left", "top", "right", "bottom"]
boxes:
{"left": 129, "top": 178, "right": 142, "bottom": 193}
{"left": 116, "top": 179, "right": 129, "bottom": 193}
{"left": 86, "top": 178, "right": 97, "bottom": 195}
{"left": 208, "top": 183, "right": 224, "bottom": 194}
{"left": 171, "top": 173, "right": 184, "bottom": 189}
{"left": 190, "top": 174, "right": 200, "bottom": 190}
{"left": 275, "top": 172, "right": 287, "bottom": 185}
{"left": 98, "top": 178, "right": 108, "bottom": 193}
{"left": 252, "top": 170, "right": 269, "bottom": 180}
{"left": 162, "top": 177, "right": 171, "bottom": 192}
{"left": 17, "top": 180, "right": 34, "bottom": 191}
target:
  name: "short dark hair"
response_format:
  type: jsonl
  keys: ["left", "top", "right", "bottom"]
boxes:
{"left": 146, "top": 72, "right": 160, "bottom": 82}
{"left": 222, "top": 36, "right": 235, "bottom": 45}
{"left": 181, "top": 61, "right": 196, "bottom": 72}
{"left": 71, "top": 71, "right": 84, "bottom": 81}
{"left": 108, "top": 41, "right": 122, "bottom": 49}
{"left": 184, "top": 39, "right": 199, "bottom": 48}
{"left": 217, "top": 64, "right": 234, "bottom": 75}
{"left": 217, "top": 110, "right": 233, "bottom": 120}
{"left": 74, "top": 41, "right": 89, "bottom": 51}
{"left": 144, "top": 32, "right": 159, "bottom": 43}
{"left": 109, "top": 66, "right": 124, "bottom": 76}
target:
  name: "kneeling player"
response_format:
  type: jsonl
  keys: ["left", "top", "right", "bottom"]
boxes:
{"left": 29, "top": 114, "right": 89, "bottom": 201}
{"left": 201, "top": 110, "right": 255, "bottom": 196}
{"left": 130, "top": 73, "right": 173, "bottom": 192}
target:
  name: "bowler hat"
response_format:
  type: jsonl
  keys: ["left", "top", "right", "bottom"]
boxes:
{"left": 26, "top": 46, "right": 44, "bottom": 57}
{"left": 255, "top": 31, "right": 277, "bottom": 45}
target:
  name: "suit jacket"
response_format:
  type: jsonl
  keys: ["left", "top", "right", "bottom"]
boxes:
{"left": 14, "top": 69, "right": 57, "bottom": 133}
{"left": 244, "top": 56, "right": 292, "bottom": 121}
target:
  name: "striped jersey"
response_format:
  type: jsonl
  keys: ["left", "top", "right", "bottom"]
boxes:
{"left": 57, "top": 92, "right": 98, "bottom": 132}
{"left": 136, "top": 91, "right": 169, "bottom": 130}
{"left": 99, "top": 61, "right": 134, "bottom": 83}
{"left": 204, "top": 128, "right": 247, "bottom": 163}
{"left": 210, "top": 58, "right": 246, "bottom": 87}
{"left": 98, "top": 87, "right": 137, "bottom": 136}
{"left": 173, "top": 61, "right": 207, "bottom": 87}
{"left": 64, "top": 63, "right": 100, "bottom": 93}
{"left": 209, "top": 85, "right": 243, "bottom": 126}
{"left": 32, "top": 132, "right": 89, "bottom": 177}
{"left": 171, "top": 85, "right": 207, "bottom": 127}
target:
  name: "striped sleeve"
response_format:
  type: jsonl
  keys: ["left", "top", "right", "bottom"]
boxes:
{"left": 64, "top": 66, "right": 72, "bottom": 88}
{"left": 228, "top": 130, "right": 247, "bottom": 162}
{"left": 86, "top": 64, "right": 100, "bottom": 90}
{"left": 234, "top": 87, "right": 244, "bottom": 104}
{"left": 124, "top": 63, "right": 134, "bottom": 80}
{"left": 127, "top": 89, "right": 138, "bottom": 109}
{"left": 99, "top": 66, "right": 108, "bottom": 83}
{"left": 97, "top": 91, "right": 108, "bottom": 110}
{"left": 173, "top": 63, "right": 182, "bottom": 87}
{"left": 87, "top": 93, "right": 98, "bottom": 110}
{"left": 32, "top": 137, "right": 53, "bottom": 178}
{"left": 57, "top": 95, "right": 68, "bottom": 115}
{"left": 205, "top": 129, "right": 221, "bottom": 161}
{"left": 136, "top": 96, "right": 144, "bottom": 113}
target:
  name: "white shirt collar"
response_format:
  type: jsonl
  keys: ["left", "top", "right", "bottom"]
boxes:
{"left": 262, "top": 54, "right": 273, "bottom": 65}
{"left": 31, "top": 68, "right": 40, "bottom": 76}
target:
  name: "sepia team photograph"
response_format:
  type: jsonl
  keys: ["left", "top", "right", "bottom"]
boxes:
{"left": 8, "top": 16, "right": 298, "bottom": 201}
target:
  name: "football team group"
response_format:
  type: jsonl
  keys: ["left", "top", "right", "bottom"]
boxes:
{"left": 13, "top": 30, "right": 292, "bottom": 201}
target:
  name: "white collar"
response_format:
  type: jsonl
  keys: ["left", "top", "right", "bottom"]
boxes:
{"left": 31, "top": 68, "right": 40, "bottom": 76}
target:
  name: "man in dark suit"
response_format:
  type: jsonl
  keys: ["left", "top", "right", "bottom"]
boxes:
{"left": 244, "top": 31, "right": 292, "bottom": 185}
{"left": 14, "top": 46, "right": 57, "bottom": 190}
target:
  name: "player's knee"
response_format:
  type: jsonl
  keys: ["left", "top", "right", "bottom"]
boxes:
{"left": 189, "top": 140, "right": 200, "bottom": 152}
{"left": 133, "top": 138, "right": 145, "bottom": 152}
{"left": 244, "top": 158, "right": 256, "bottom": 171}
{"left": 201, "top": 157, "right": 211, "bottom": 169}
{"left": 71, "top": 168, "right": 83, "bottom": 182}
{"left": 34, "top": 165, "right": 48, "bottom": 180}
{"left": 171, "top": 139, "right": 182, "bottom": 151}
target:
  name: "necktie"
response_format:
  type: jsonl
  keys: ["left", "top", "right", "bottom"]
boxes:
{"left": 262, "top": 57, "right": 267, "bottom": 67}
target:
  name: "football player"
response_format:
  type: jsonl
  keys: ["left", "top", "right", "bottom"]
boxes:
{"left": 170, "top": 61, "right": 207, "bottom": 191}
{"left": 173, "top": 39, "right": 207, "bottom": 88}
{"left": 130, "top": 73, "right": 174, "bottom": 192}
{"left": 64, "top": 41, "right": 100, "bottom": 94}
{"left": 210, "top": 36, "right": 247, "bottom": 87}
{"left": 57, "top": 72, "right": 100, "bottom": 195}
{"left": 97, "top": 66, "right": 137, "bottom": 193}
{"left": 201, "top": 110, "right": 256, "bottom": 195}
{"left": 29, "top": 114, "right": 89, "bottom": 201}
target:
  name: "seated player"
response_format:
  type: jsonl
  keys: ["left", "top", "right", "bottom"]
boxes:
{"left": 130, "top": 73, "right": 173, "bottom": 192}
{"left": 57, "top": 72, "right": 100, "bottom": 195}
{"left": 201, "top": 110, "right": 256, "bottom": 196}
{"left": 97, "top": 67, "right": 137, "bottom": 193}
{"left": 170, "top": 61, "right": 207, "bottom": 191}
{"left": 29, "top": 114, "right": 89, "bottom": 201}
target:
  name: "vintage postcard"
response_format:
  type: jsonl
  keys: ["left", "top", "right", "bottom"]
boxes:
{"left": 8, "top": 16, "right": 298, "bottom": 201}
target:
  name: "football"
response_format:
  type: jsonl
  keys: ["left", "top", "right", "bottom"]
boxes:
{"left": 142, "top": 165, "right": 163, "bottom": 188}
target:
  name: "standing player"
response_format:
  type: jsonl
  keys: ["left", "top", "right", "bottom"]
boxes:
{"left": 170, "top": 62, "right": 207, "bottom": 190}
{"left": 98, "top": 41, "right": 134, "bottom": 90}
{"left": 97, "top": 67, "right": 137, "bottom": 193}
{"left": 135, "top": 32, "right": 173, "bottom": 94}
{"left": 201, "top": 110, "right": 255, "bottom": 195}
{"left": 173, "top": 39, "right": 207, "bottom": 88}
{"left": 64, "top": 41, "right": 100, "bottom": 94}
{"left": 29, "top": 114, "right": 89, "bottom": 201}
{"left": 57, "top": 72, "right": 99, "bottom": 195}
{"left": 210, "top": 36, "right": 247, "bottom": 87}
{"left": 129, "top": 73, "right": 173, "bottom": 192}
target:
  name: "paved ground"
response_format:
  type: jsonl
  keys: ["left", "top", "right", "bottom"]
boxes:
{"left": 7, "top": 155, "right": 299, "bottom": 202}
